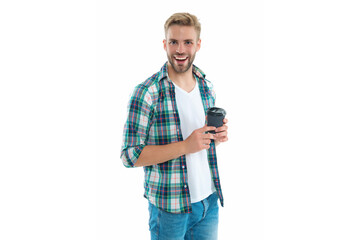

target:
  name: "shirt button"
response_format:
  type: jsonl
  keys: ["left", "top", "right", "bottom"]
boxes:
{"left": 184, "top": 184, "right": 187, "bottom": 188}
{"left": 182, "top": 165, "right": 185, "bottom": 169}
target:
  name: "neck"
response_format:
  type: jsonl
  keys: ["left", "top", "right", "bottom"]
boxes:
{"left": 167, "top": 63, "right": 196, "bottom": 92}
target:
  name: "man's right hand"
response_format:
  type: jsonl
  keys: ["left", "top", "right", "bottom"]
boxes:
{"left": 184, "top": 126, "right": 216, "bottom": 154}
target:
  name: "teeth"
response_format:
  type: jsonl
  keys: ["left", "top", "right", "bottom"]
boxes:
{"left": 175, "top": 56, "right": 187, "bottom": 60}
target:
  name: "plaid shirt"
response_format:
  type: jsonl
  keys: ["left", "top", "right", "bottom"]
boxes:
{"left": 121, "top": 63, "right": 224, "bottom": 213}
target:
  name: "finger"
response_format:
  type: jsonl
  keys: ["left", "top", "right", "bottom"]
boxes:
{"left": 215, "top": 125, "right": 228, "bottom": 132}
{"left": 203, "top": 139, "right": 211, "bottom": 145}
{"left": 220, "top": 136, "right": 228, "bottom": 142}
{"left": 216, "top": 137, "right": 228, "bottom": 142}
{"left": 201, "top": 125, "right": 216, "bottom": 133}
{"left": 215, "top": 131, "right": 227, "bottom": 138}
{"left": 203, "top": 133, "right": 215, "bottom": 140}
{"left": 200, "top": 142, "right": 211, "bottom": 150}
{"left": 223, "top": 118, "right": 228, "bottom": 124}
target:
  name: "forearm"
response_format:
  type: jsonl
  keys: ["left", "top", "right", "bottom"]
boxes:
{"left": 134, "top": 141, "right": 187, "bottom": 167}
{"left": 134, "top": 125, "right": 217, "bottom": 167}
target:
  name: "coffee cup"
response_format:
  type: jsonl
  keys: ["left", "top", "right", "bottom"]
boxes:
{"left": 206, "top": 107, "right": 226, "bottom": 134}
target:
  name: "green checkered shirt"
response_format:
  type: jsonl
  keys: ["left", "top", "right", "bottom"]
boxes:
{"left": 121, "top": 63, "right": 224, "bottom": 213}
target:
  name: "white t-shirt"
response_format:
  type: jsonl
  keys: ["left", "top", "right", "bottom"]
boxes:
{"left": 173, "top": 80, "right": 216, "bottom": 203}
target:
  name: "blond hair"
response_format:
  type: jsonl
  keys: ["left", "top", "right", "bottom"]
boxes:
{"left": 164, "top": 12, "right": 201, "bottom": 39}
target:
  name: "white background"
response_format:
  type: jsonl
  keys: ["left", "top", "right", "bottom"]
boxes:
{"left": 1, "top": 0, "right": 359, "bottom": 239}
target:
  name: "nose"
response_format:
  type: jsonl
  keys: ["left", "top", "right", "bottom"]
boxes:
{"left": 176, "top": 43, "right": 185, "bottom": 54}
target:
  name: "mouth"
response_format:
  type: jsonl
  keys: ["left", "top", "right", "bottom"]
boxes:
{"left": 174, "top": 55, "right": 188, "bottom": 64}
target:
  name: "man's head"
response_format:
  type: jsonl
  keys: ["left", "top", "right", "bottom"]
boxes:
{"left": 163, "top": 13, "right": 201, "bottom": 74}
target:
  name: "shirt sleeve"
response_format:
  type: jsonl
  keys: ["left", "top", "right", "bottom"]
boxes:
{"left": 205, "top": 79, "right": 216, "bottom": 105}
{"left": 121, "top": 85, "right": 153, "bottom": 168}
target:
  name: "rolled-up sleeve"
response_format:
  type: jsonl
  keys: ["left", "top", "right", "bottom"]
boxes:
{"left": 121, "top": 85, "right": 153, "bottom": 168}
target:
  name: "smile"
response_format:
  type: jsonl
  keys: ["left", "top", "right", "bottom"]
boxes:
{"left": 174, "top": 56, "right": 188, "bottom": 61}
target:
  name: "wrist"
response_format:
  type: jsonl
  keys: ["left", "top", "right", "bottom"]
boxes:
{"left": 179, "top": 140, "right": 189, "bottom": 155}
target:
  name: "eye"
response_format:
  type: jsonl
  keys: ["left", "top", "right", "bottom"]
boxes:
{"left": 185, "top": 41, "right": 193, "bottom": 45}
{"left": 169, "top": 40, "right": 177, "bottom": 45}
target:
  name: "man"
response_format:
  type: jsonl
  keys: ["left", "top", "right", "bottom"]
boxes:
{"left": 121, "top": 12, "right": 228, "bottom": 240}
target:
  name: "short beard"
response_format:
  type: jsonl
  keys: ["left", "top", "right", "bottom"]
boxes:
{"left": 167, "top": 54, "right": 196, "bottom": 73}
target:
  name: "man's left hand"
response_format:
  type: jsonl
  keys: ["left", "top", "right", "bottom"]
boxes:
{"left": 214, "top": 118, "right": 228, "bottom": 145}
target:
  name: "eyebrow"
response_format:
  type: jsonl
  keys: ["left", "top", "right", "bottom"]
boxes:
{"left": 168, "top": 39, "right": 195, "bottom": 42}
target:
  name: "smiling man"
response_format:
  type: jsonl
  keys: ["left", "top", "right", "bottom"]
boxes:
{"left": 121, "top": 12, "right": 228, "bottom": 240}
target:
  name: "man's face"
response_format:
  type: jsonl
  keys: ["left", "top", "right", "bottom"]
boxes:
{"left": 163, "top": 25, "right": 201, "bottom": 74}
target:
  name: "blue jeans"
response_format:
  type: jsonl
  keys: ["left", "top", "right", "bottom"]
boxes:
{"left": 148, "top": 192, "right": 219, "bottom": 240}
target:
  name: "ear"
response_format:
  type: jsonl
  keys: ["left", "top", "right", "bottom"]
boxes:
{"left": 163, "top": 39, "right": 167, "bottom": 51}
{"left": 196, "top": 38, "right": 201, "bottom": 52}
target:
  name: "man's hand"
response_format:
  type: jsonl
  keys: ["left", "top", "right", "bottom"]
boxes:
{"left": 184, "top": 126, "right": 216, "bottom": 154}
{"left": 214, "top": 118, "right": 228, "bottom": 145}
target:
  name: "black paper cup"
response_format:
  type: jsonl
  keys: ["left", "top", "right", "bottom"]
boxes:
{"left": 206, "top": 107, "right": 226, "bottom": 134}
